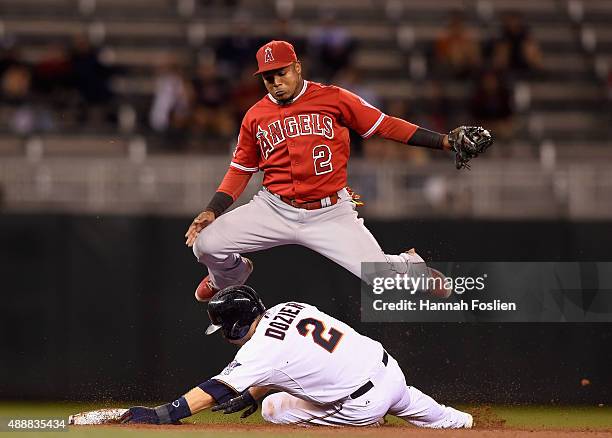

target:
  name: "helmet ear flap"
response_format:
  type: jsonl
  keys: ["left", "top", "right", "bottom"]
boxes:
{"left": 227, "top": 321, "right": 240, "bottom": 340}
{"left": 206, "top": 285, "right": 266, "bottom": 341}
{"left": 227, "top": 320, "right": 250, "bottom": 340}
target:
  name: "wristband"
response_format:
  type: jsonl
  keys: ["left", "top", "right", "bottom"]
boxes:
{"left": 407, "top": 127, "right": 445, "bottom": 150}
{"left": 205, "top": 192, "right": 234, "bottom": 217}
{"left": 154, "top": 396, "right": 192, "bottom": 424}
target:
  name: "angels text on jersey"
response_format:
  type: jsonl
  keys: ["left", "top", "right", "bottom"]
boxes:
{"left": 256, "top": 114, "right": 335, "bottom": 159}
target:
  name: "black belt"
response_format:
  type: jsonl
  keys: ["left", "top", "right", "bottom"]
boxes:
{"left": 349, "top": 351, "right": 388, "bottom": 400}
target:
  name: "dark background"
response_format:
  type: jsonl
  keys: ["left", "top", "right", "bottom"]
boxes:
{"left": 1, "top": 214, "right": 611, "bottom": 404}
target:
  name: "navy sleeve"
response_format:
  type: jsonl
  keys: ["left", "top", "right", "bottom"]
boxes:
{"left": 198, "top": 379, "right": 238, "bottom": 404}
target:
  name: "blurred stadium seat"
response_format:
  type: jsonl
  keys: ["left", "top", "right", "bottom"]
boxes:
{"left": 0, "top": 0, "right": 610, "bottom": 217}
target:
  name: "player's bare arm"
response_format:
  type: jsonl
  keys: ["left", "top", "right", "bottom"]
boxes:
{"left": 183, "top": 386, "right": 216, "bottom": 414}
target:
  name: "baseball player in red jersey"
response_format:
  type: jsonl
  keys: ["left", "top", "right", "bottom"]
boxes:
{"left": 185, "top": 40, "right": 492, "bottom": 301}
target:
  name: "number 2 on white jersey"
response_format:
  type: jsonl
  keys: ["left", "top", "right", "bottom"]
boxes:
{"left": 296, "top": 318, "right": 344, "bottom": 353}
{"left": 312, "top": 145, "right": 333, "bottom": 175}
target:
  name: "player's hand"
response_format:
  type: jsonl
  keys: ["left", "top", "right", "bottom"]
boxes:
{"left": 119, "top": 406, "right": 160, "bottom": 424}
{"left": 185, "top": 210, "right": 216, "bottom": 247}
{"left": 447, "top": 126, "right": 493, "bottom": 170}
{"left": 211, "top": 390, "right": 258, "bottom": 418}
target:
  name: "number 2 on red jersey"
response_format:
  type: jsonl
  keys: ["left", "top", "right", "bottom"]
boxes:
{"left": 312, "top": 145, "right": 333, "bottom": 175}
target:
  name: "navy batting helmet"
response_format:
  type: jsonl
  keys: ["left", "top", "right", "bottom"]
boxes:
{"left": 205, "top": 285, "right": 266, "bottom": 340}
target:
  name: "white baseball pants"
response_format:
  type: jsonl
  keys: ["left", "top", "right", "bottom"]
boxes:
{"left": 193, "top": 188, "right": 428, "bottom": 289}
{"left": 260, "top": 353, "right": 471, "bottom": 428}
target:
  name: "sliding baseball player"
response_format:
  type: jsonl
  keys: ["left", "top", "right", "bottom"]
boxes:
{"left": 119, "top": 285, "right": 474, "bottom": 428}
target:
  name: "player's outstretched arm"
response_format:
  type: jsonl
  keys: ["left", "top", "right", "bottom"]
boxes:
{"left": 119, "top": 379, "right": 245, "bottom": 424}
{"left": 118, "top": 388, "right": 214, "bottom": 425}
{"left": 373, "top": 115, "right": 493, "bottom": 170}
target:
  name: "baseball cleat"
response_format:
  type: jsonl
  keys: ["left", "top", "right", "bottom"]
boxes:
{"left": 403, "top": 249, "right": 452, "bottom": 298}
{"left": 195, "top": 257, "right": 253, "bottom": 302}
{"left": 195, "top": 276, "right": 218, "bottom": 302}
{"left": 428, "top": 267, "right": 453, "bottom": 298}
{"left": 464, "top": 413, "right": 474, "bottom": 428}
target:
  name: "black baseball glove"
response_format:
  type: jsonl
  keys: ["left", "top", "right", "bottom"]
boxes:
{"left": 211, "top": 390, "right": 258, "bottom": 419}
{"left": 447, "top": 126, "right": 493, "bottom": 170}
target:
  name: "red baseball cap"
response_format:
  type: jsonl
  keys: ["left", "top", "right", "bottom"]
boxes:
{"left": 253, "top": 40, "right": 298, "bottom": 75}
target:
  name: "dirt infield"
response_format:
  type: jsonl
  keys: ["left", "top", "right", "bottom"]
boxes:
{"left": 89, "top": 407, "right": 612, "bottom": 438}
{"left": 102, "top": 423, "right": 612, "bottom": 437}
{"left": 69, "top": 405, "right": 612, "bottom": 437}
{"left": 7, "top": 403, "right": 612, "bottom": 437}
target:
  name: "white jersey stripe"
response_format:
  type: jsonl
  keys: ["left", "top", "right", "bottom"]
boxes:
{"left": 230, "top": 162, "right": 259, "bottom": 172}
{"left": 361, "top": 113, "right": 386, "bottom": 139}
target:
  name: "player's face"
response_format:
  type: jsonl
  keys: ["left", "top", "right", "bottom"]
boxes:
{"left": 261, "top": 63, "right": 303, "bottom": 103}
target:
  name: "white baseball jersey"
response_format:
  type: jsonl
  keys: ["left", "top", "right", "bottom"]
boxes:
{"left": 212, "top": 301, "right": 385, "bottom": 404}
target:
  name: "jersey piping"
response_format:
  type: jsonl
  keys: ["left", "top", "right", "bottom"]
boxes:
{"left": 266, "top": 80, "right": 309, "bottom": 105}
{"left": 230, "top": 161, "right": 259, "bottom": 172}
{"left": 362, "top": 113, "right": 386, "bottom": 138}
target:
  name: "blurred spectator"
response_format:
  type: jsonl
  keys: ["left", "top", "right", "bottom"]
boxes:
{"left": 230, "top": 68, "right": 263, "bottom": 124}
{"left": 335, "top": 66, "right": 381, "bottom": 109}
{"left": 71, "top": 36, "right": 114, "bottom": 106}
{"left": 489, "top": 12, "right": 543, "bottom": 75}
{"left": 470, "top": 69, "right": 514, "bottom": 141}
{"left": 33, "top": 44, "right": 73, "bottom": 96}
{"left": 369, "top": 98, "right": 434, "bottom": 164}
{"left": 308, "top": 9, "right": 355, "bottom": 82}
{"left": 0, "top": 46, "right": 22, "bottom": 78}
{"left": 149, "top": 56, "right": 190, "bottom": 133}
{"left": 3, "top": 64, "right": 35, "bottom": 133}
{"left": 0, "top": 46, "right": 53, "bottom": 134}
{"left": 215, "top": 12, "right": 261, "bottom": 77}
{"left": 1, "top": 59, "right": 30, "bottom": 105}
{"left": 417, "top": 81, "right": 452, "bottom": 134}
{"left": 433, "top": 11, "right": 481, "bottom": 79}
{"left": 275, "top": 18, "right": 306, "bottom": 56}
{"left": 197, "top": 0, "right": 239, "bottom": 8}
{"left": 188, "top": 58, "right": 235, "bottom": 147}
{"left": 335, "top": 66, "right": 381, "bottom": 157}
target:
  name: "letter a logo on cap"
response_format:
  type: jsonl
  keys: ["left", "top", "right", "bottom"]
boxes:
{"left": 264, "top": 46, "right": 274, "bottom": 63}
{"left": 254, "top": 40, "right": 297, "bottom": 75}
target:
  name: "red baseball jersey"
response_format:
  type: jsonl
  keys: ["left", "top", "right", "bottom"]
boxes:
{"left": 230, "top": 81, "right": 386, "bottom": 202}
